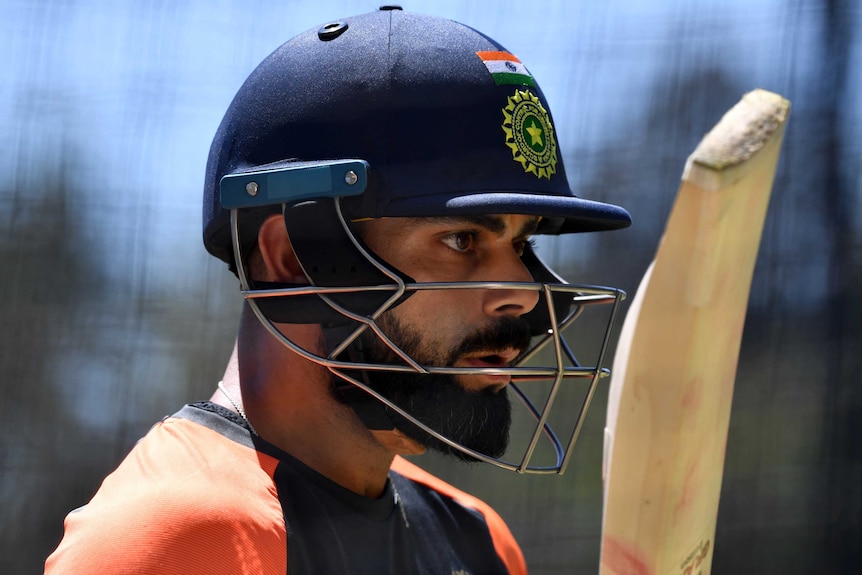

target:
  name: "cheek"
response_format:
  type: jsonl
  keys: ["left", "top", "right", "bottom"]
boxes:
{"left": 390, "top": 289, "right": 481, "bottom": 350}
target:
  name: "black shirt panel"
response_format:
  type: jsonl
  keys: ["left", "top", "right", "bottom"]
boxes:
{"left": 179, "top": 402, "right": 510, "bottom": 574}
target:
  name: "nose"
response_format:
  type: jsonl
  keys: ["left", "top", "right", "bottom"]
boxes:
{"left": 481, "top": 250, "right": 540, "bottom": 319}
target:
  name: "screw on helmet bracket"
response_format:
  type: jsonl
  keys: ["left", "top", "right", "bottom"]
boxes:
{"left": 220, "top": 159, "right": 369, "bottom": 210}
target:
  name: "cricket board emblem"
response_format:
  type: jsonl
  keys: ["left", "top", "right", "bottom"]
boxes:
{"left": 502, "top": 89, "right": 558, "bottom": 179}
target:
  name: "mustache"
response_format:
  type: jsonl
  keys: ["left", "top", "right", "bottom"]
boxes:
{"left": 445, "top": 316, "right": 533, "bottom": 366}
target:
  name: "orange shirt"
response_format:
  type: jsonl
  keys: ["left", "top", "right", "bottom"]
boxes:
{"left": 45, "top": 403, "right": 526, "bottom": 575}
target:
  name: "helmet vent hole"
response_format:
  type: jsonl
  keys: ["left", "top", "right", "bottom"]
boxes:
{"left": 318, "top": 21, "right": 348, "bottom": 41}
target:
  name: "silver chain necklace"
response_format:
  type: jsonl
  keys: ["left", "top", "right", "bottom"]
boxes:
{"left": 217, "top": 381, "right": 259, "bottom": 436}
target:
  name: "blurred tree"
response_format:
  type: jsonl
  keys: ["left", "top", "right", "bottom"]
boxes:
{"left": 0, "top": 123, "right": 238, "bottom": 575}
{"left": 0, "top": 140, "right": 127, "bottom": 574}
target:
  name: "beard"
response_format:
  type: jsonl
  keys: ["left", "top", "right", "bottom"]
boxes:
{"left": 350, "top": 313, "right": 533, "bottom": 462}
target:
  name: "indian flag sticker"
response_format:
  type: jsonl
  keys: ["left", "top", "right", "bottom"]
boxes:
{"left": 476, "top": 51, "right": 536, "bottom": 87}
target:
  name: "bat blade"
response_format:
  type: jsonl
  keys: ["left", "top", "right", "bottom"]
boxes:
{"left": 600, "top": 89, "right": 790, "bottom": 575}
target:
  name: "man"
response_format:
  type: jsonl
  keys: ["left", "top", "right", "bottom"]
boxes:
{"left": 46, "top": 7, "right": 630, "bottom": 574}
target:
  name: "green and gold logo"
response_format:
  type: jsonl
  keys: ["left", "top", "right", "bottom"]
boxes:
{"left": 502, "top": 89, "right": 557, "bottom": 179}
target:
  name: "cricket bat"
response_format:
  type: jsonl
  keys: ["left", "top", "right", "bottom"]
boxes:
{"left": 599, "top": 89, "right": 790, "bottom": 575}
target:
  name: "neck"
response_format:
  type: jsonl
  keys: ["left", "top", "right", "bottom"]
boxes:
{"left": 212, "top": 309, "right": 398, "bottom": 498}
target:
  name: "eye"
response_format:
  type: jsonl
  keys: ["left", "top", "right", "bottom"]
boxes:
{"left": 513, "top": 237, "right": 537, "bottom": 257}
{"left": 442, "top": 231, "right": 476, "bottom": 253}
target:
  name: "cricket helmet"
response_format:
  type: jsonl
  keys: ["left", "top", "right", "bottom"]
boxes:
{"left": 202, "top": 7, "right": 630, "bottom": 474}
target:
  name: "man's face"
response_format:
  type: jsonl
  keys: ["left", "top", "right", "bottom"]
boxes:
{"left": 354, "top": 215, "right": 541, "bottom": 460}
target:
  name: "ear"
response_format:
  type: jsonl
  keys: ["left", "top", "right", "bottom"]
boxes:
{"left": 257, "top": 214, "right": 308, "bottom": 283}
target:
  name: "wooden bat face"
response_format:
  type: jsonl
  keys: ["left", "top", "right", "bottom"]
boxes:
{"left": 600, "top": 90, "right": 790, "bottom": 575}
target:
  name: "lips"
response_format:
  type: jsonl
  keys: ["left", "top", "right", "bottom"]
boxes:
{"left": 460, "top": 348, "right": 522, "bottom": 368}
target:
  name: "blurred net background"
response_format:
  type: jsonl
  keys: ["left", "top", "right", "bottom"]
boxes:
{"left": 1, "top": 0, "right": 859, "bottom": 573}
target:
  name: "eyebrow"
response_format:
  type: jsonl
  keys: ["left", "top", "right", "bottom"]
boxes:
{"left": 411, "top": 215, "right": 541, "bottom": 237}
